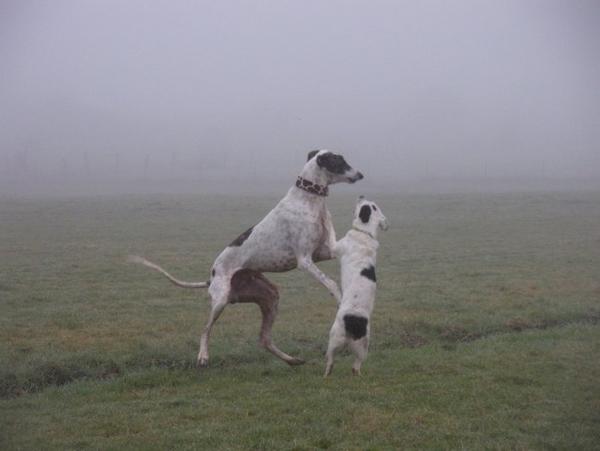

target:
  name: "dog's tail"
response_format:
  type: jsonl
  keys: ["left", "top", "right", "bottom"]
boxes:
{"left": 128, "top": 255, "right": 209, "bottom": 289}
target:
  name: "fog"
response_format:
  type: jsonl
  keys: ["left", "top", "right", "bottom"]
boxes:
{"left": 1, "top": 1, "right": 599, "bottom": 196}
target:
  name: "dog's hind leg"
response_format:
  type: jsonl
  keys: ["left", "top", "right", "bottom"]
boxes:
{"left": 349, "top": 336, "right": 369, "bottom": 376}
{"left": 197, "top": 277, "right": 230, "bottom": 368}
{"left": 257, "top": 292, "right": 305, "bottom": 366}
{"left": 324, "top": 320, "right": 346, "bottom": 377}
{"left": 230, "top": 270, "right": 304, "bottom": 366}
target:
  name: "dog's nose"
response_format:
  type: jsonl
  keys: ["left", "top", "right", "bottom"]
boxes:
{"left": 356, "top": 172, "right": 364, "bottom": 180}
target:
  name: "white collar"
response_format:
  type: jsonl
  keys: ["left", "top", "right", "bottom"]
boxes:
{"left": 352, "top": 225, "right": 375, "bottom": 240}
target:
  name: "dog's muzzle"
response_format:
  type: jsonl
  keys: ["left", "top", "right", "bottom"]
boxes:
{"left": 349, "top": 172, "right": 364, "bottom": 183}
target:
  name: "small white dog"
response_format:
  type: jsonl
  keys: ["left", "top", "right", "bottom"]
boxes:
{"left": 324, "top": 197, "right": 388, "bottom": 376}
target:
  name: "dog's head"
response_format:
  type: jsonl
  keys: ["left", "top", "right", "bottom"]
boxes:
{"left": 306, "top": 149, "right": 363, "bottom": 185}
{"left": 354, "top": 196, "right": 389, "bottom": 231}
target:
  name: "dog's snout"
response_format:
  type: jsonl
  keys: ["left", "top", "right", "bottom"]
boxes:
{"left": 349, "top": 171, "right": 364, "bottom": 183}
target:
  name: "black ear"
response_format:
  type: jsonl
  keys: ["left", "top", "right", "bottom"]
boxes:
{"left": 359, "top": 205, "right": 372, "bottom": 223}
{"left": 307, "top": 150, "right": 319, "bottom": 161}
{"left": 316, "top": 154, "right": 325, "bottom": 166}
{"left": 316, "top": 152, "right": 351, "bottom": 174}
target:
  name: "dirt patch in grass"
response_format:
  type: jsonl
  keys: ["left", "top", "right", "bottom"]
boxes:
{"left": 504, "top": 318, "right": 534, "bottom": 332}
{"left": 504, "top": 312, "right": 600, "bottom": 333}
{"left": 0, "top": 358, "right": 121, "bottom": 399}
{"left": 398, "top": 331, "right": 429, "bottom": 348}
{"left": 377, "top": 330, "right": 429, "bottom": 350}
{"left": 0, "top": 283, "right": 13, "bottom": 292}
{"left": 0, "top": 373, "right": 20, "bottom": 398}
{"left": 437, "top": 311, "right": 600, "bottom": 346}
{"left": 439, "top": 325, "right": 482, "bottom": 343}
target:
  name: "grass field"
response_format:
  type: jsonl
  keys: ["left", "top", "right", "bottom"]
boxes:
{"left": 1, "top": 190, "right": 599, "bottom": 449}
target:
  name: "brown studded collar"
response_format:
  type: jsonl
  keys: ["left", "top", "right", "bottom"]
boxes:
{"left": 295, "top": 176, "right": 329, "bottom": 196}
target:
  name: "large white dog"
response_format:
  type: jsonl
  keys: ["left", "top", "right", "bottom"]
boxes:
{"left": 325, "top": 197, "right": 388, "bottom": 376}
{"left": 131, "top": 150, "right": 363, "bottom": 368}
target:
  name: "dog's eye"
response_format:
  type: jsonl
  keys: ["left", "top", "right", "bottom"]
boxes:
{"left": 372, "top": 205, "right": 377, "bottom": 211}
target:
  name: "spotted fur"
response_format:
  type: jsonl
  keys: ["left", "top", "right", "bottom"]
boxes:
{"left": 343, "top": 314, "right": 368, "bottom": 340}
{"left": 229, "top": 226, "right": 254, "bottom": 247}
{"left": 360, "top": 265, "right": 376, "bottom": 282}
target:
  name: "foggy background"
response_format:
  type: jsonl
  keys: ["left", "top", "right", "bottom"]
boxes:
{"left": 1, "top": 0, "right": 599, "bottom": 196}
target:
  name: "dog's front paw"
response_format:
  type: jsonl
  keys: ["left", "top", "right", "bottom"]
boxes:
{"left": 196, "top": 358, "right": 209, "bottom": 369}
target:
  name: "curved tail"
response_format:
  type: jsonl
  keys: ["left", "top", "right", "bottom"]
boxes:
{"left": 128, "top": 255, "right": 209, "bottom": 288}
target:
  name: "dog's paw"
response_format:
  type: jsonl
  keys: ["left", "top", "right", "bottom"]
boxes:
{"left": 196, "top": 358, "right": 209, "bottom": 369}
{"left": 286, "top": 357, "right": 305, "bottom": 366}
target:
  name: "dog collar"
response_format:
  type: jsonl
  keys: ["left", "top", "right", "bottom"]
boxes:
{"left": 296, "top": 176, "right": 329, "bottom": 196}
{"left": 352, "top": 226, "right": 375, "bottom": 239}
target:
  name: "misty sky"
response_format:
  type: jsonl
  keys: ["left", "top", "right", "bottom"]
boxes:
{"left": 1, "top": 0, "right": 599, "bottom": 190}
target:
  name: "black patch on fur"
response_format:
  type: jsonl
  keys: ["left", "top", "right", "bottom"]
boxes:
{"left": 359, "top": 205, "right": 372, "bottom": 223}
{"left": 229, "top": 226, "right": 254, "bottom": 247}
{"left": 360, "top": 265, "right": 376, "bottom": 282}
{"left": 343, "top": 314, "right": 368, "bottom": 340}
{"left": 316, "top": 152, "right": 351, "bottom": 174}
{"left": 307, "top": 149, "right": 319, "bottom": 161}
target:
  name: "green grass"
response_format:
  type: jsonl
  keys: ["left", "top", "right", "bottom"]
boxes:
{"left": 1, "top": 191, "right": 599, "bottom": 449}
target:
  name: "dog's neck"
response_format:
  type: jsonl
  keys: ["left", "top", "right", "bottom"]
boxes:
{"left": 352, "top": 225, "right": 375, "bottom": 240}
{"left": 294, "top": 164, "right": 329, "bottom": 197}
{"left": 351, "top": 219, "right": 378, "bottom": 241}
{"left": 295, "top": 176, "right": 328, "bottom": 197}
